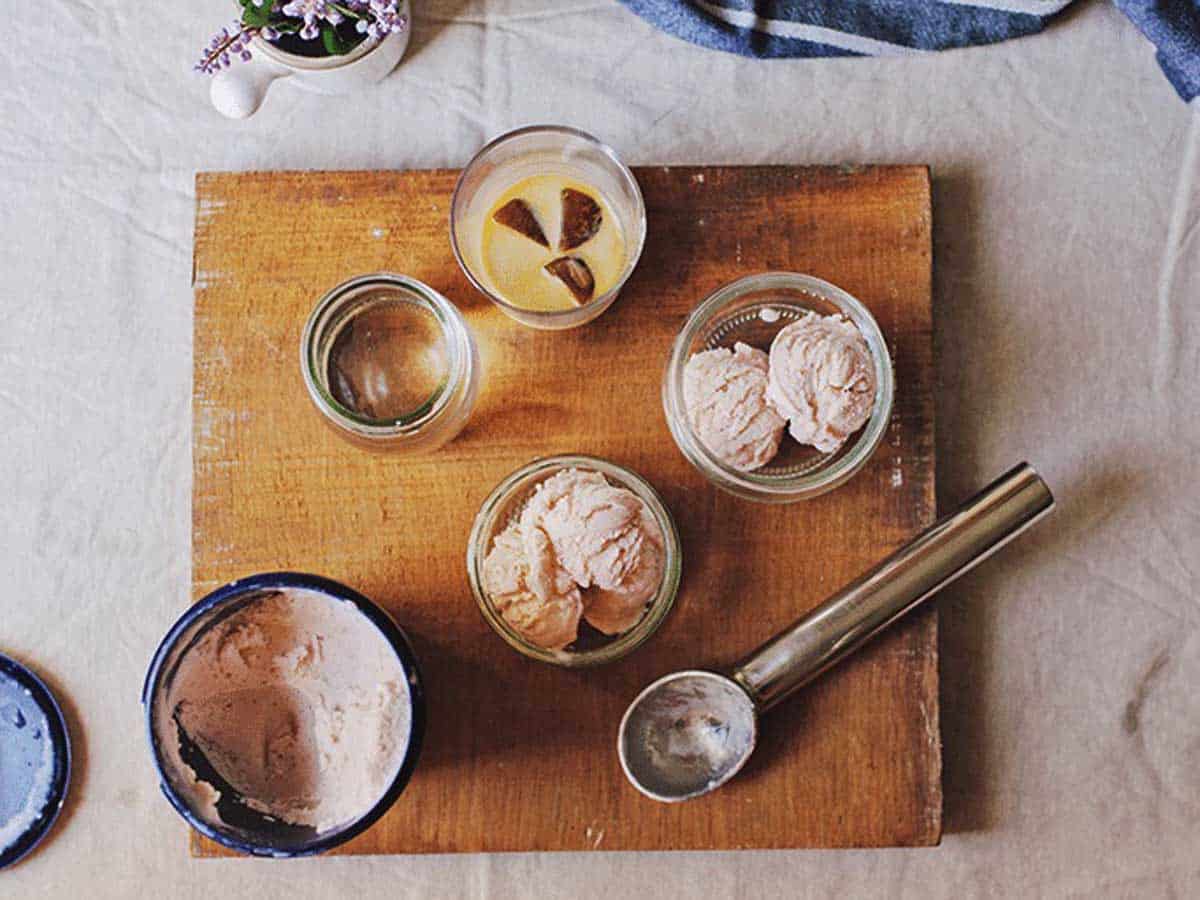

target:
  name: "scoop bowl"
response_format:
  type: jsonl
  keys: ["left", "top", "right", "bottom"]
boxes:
{"left": 617, "top": 670, "right": 758, "bottom": 803}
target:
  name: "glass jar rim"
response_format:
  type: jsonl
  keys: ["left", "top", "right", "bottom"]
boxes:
{"left": 663, "top": 272, "right": 895, "bottom": 502}
{"left": 300, "top": 273, "right": 473, "bottom": 438}
{"left": 466, "top": 454, "right": 682, "bottom": 667}
{"left": 448, "top": 125, "right": 647, "bottom": 325}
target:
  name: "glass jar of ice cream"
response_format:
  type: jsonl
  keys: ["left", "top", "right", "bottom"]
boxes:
{"left": 467, "top": 455, "right": 681, "bottom": 667}
{"left": 663, "top": 272, "right": 895, "bottom": 503}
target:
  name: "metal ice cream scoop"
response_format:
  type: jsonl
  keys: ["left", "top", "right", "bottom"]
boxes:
{"left": 618, "top": 462, "right": 1054, "bottom": 802}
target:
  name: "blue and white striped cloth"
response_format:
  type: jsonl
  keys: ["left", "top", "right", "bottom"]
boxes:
{"left": 618, "top": 0, "right": 1200, "bottom": 101}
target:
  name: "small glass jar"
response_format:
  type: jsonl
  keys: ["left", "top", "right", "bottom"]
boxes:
{"left": 449, "top": 125, "right": 646, "bottom": 330}
{"left": 301, "top": 273, "right": 479, "bottom": 452}
{"left": 663, "top": 272, "right": 895, "bottom": 503}
{"left": 467, "top": 455, "right": 681, "bottom": 667}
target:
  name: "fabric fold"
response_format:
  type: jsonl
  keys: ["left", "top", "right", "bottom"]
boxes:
{"left": 618, "top": 0, "right": 1199, "bottom": 101}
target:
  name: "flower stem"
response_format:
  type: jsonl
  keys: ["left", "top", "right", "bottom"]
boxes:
{"left": 328, "top": 2, "right": 367, "bottom": 19}
{"left": 196, "top": 23, "right": 260, "bottom": 74}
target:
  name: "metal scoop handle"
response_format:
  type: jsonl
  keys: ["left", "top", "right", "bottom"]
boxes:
{"left": 732, "top": 462, "right": 1054, "bottom": 711}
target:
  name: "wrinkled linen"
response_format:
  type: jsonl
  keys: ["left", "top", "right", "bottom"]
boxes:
{"left": 1, "top": 0, "right": 1198, "bottom": 897}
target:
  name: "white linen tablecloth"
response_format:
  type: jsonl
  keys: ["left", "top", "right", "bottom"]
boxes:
{"left": 2, "top": 1, "right": 1197, "bottom": 896}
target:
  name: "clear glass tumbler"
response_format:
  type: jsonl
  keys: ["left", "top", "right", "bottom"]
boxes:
{"left": 450, "top": 125, "right": 646, "bottom": 330}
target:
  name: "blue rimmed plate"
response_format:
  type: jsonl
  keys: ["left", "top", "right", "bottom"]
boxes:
{"left": 0, "top": 654, "right": 70, "bottom": 869}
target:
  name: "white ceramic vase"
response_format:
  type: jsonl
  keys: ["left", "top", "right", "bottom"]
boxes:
{"left": 210, "top": 1, "right": 411, "bottom": 119}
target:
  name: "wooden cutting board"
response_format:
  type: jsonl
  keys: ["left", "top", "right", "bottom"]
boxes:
{"left": 191, "top": 165, "right": 937, "bottom": 855}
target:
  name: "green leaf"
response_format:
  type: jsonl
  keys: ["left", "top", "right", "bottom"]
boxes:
{"left": 321, "top": 23, "right": 353, "bottom": 56}
{"left": 240, "top": 0, "right": 272, "bottom": 29}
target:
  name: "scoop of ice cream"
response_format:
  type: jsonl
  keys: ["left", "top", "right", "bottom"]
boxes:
{"left": 482, "top": 522, "right": 582, "bottom": 651}
{"left": 584, "top": 508, "right": 666, "bottom": 635}
{"left": 520, "top": 469, "right": 639, "bottom": 589}
{"left": 480, "top": 469, "right": 666, "bottom": 648}
{"left": 519, "top": 469, "right": 666, "bottom": 637}
{"left": 683, "top": 342, "right": 786, "bottom": 471}
{"left": 765, "top": 314, "right": 876, "bottom": 454}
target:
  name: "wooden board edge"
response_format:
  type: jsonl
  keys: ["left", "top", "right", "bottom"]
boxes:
{"left": 191, "top": 164, "right": 932, "bottom": 186}
{"left": 917, "top": 162, "right": 942, "bottom": 846}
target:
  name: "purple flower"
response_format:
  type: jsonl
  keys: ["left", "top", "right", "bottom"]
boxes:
{"left": 196, "top": 0, "right": 410, "bottom": 75}
{"left": 195, "top": 21, "right": 258, "bottom": 75}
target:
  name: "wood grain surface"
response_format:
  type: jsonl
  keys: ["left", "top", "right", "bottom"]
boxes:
{"left": 191, "top": 165, "right": 938, "bottom": 855}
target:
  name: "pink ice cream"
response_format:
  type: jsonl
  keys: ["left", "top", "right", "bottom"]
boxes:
{"left": 154, "top": 589, "right": 413, "bottom": 834}
{"left": 682, "top": 342, "right": 786, "bottom": 472}
{"left": 520, "top": 470, "right": 647, "bottom": 589}
{"left": 481, "top": 468, "right": 666, "bottom": 648}
{"left": 765, "top": 314, "right": 876, "bottom": 454}
{"left": 586, "top": 506, "right": 665, "bottom": 634}
{"left": 481, "top": 521, "right": 582, "bottom": 651}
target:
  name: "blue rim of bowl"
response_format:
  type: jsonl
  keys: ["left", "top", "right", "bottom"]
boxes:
{"left": 141, "top": 572, "right": 426, "bottom": 858}
{"left": 0, "top": 654, "right": 71, "bottom": 870}
{"left": 448, "top": 124, "right": 647, "bottom": 326}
